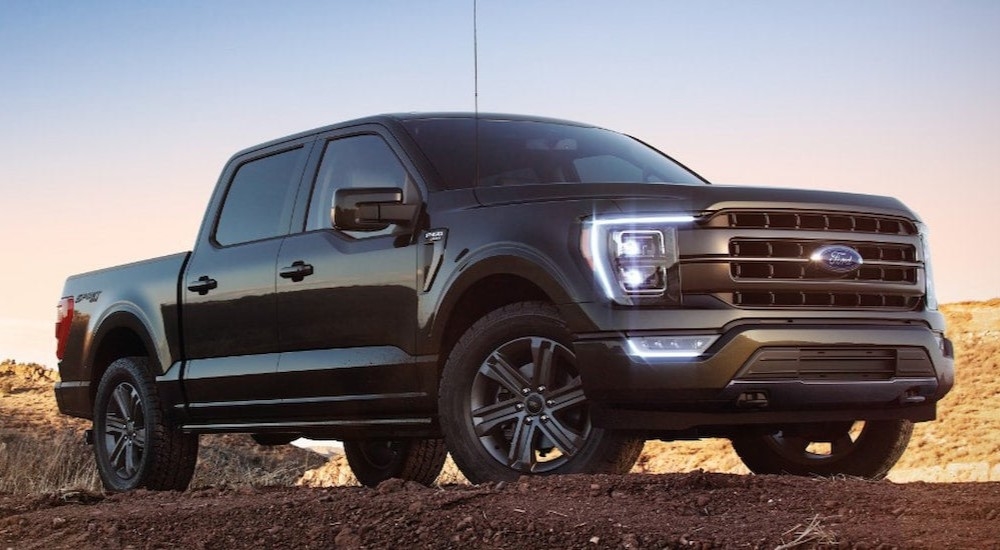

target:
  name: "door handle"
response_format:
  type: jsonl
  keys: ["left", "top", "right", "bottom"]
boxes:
{"left": 187, "top": 275, "right": 217, "bottom": 295}
{"left": 279, "top": 261, "right": 314, "bottom": 282}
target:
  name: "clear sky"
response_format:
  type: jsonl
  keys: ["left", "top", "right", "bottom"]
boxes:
{"left": 1, "top": 1, "right": 998, "bottom": 367}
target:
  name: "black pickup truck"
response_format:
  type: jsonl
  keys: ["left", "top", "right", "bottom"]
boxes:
{"left": 55, "top": 113, "right": 954, "bottom": 491}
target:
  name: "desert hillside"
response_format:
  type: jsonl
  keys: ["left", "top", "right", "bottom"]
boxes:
{"left": 3, "top": 300, "right": 998, "bottom": 491}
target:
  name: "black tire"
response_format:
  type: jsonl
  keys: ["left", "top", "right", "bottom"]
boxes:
{"left": 251, "top": 433, "right": 298, "bottom": 446}
{"left": 92, "top": 357, "right": 199, "bottom": 492}
{"left": 730, "top": 419, "right": 913, "bottom": 479}
{"left": 439, "top": 302, "right": 643, "bottom": 484}
{"left": 343, "top": 438, "right": 447, "bottom": 487}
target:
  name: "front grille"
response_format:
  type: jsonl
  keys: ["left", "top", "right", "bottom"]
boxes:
{"left": 729, "top": 239, "right": 918, "bottom": 283}
{"left": 730, "top": 239, "right": 915, "bottom": 262}
{"left": 682, "top": 209, "right": 925, "bottom": 311}
{"left": 732, "top": 291, "right": 921, "bottom": 309}
{"left": 710, "top": 210, "right": 918, "bottom": 236}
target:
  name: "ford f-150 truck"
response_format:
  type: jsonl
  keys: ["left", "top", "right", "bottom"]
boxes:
{"left": 55, "top": 113, "right": 954, "bottom": 491}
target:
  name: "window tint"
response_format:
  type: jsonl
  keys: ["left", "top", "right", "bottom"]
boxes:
{"left": 215, "top": 147, "right": 304, "bottom": 246}
{"left": 573, "top": 155, "right": 644, "bottom": 183}
{"left": 307, "top": 134, "right": 415, "bottom": 238}
{"left": 401, "top": 118, "right": 706, "bottom": 190}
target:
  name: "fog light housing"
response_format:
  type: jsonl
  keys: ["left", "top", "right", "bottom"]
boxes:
{"left": 626, "top": 335, "right": 719, "bottom": 359}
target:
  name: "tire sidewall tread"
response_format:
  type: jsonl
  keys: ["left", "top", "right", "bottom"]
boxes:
{"left": 344, "top": 438, "right": 447, "bottom": 487}
{"left": 93, "top": 356, "right": 198, "bottom": 492}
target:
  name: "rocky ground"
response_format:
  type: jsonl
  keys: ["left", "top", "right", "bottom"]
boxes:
{"left": 2, "top": 300, "right": 999, "bottom": 548}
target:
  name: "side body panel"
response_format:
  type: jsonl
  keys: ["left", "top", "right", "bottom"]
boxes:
{"left": 175, "top": 137, "right": 315, "bottom": 422}
{"left": 54, "top": 252, "right": 189, "bottom": 419}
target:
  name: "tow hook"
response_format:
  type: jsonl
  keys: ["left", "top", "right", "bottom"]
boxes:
{"left": 83, "top": 429, "right": 94, "bottom": 446}
{"left": 736, "top": 391, "right": 769, "bottom": 409}
{"left": 900, "top": 389, "right": 926, "bottom": 405}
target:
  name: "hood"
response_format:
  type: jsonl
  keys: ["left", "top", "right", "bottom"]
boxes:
{"left": 473, "top": 183, "right": 918, "bottom": 221}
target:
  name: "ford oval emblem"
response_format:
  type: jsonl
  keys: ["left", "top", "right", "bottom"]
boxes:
{"left": 811, "top": 245, "right": 864, "bottom": 274}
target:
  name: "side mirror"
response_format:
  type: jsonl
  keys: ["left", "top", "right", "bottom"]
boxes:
{"left": 333, "top": 187, "right": 417, "bottom": 231}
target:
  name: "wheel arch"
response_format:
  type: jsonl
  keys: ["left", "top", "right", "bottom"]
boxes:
{"left": 430, "top": 251, "right": 586, "bottom": 369}
{"left": 87, "top": 309, "right": 162, "bottom": 407}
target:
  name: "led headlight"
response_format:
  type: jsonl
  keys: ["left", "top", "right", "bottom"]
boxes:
{"left": 917, "top": 222, "right": 938, "bottom": 310}
{"left": 582, "top": 215, "right": 693, "bottom": 305}
{"left": 613, "top": 230, "right": 667, "bottom": 294}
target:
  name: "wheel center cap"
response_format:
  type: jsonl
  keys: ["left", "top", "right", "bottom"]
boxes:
{"left": 525, "top": 394, "right": 545, "bottom": 414}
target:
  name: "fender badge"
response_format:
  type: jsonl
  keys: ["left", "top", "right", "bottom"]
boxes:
{"left": 811, "top": 245, "right": 863, "bottom": 274}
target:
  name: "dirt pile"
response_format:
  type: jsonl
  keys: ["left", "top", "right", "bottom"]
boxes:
{"left": 4, "top": 472, "right": 1000, "bottom": 549}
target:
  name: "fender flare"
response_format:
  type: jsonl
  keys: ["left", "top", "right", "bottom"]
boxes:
{"left": 428, "top": 243, "right": 586, "bottom": 350}
{"left": 86, "top": 304, "right": 168, "bottom": 377}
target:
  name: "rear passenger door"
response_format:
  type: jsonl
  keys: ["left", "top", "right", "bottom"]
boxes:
{"left": 274, "top": 128, "right": 429, "bottom": 420}
{"left": 181, "top": 141, "right": 312, "bottom": 422}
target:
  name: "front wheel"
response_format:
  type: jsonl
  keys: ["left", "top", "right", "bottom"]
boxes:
{"left": 730, "top": 419, "right": 913, "bottom": 479}
{"left": 92, "top": 357, "right": 199, "bottom": 492}
{"left": 439, "top": 302, "right": 643, "bottom": 484}
{"left": 343, "top": 438, "right": 447, "bottom": 487}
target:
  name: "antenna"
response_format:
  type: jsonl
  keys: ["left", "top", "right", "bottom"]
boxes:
{"left": 473, "top": 0, "right": 480, "bottom": 188}
{"left": 473, "top": 0, "right": 479, "bottom": 115}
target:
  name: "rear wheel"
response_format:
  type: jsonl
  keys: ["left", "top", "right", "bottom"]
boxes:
{"left": 343, "top": 438, "right": 447, "bottom": 487}
{"left": 92, "top": 357, "right": 199, "bottom": 492}
{"left": 439, "top": 302, "right": 643, "bottom": 484}
{"left": 730, "top": 419, "right": 912, "bottom": 479}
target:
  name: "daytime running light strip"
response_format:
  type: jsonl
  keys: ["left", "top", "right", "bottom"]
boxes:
{"left": 625, "top": 339, "right": 705, "bottom": 359}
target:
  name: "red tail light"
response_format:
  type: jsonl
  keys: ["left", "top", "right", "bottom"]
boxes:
{"left": 55, "top": 296, "right": 74, "bottom": 360}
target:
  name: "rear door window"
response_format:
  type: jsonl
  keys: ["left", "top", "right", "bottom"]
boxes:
{"left": 215, "top": 147, "right": 306, "bottom": 246}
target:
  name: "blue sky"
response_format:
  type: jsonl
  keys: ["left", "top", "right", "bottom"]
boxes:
{"left": 1, "top": 1, "right": 998, "bottom": 366}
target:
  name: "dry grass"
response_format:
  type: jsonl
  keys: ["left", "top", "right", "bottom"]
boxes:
{"left": 776, "top": 514, "right": 839, "bottom": 549}
{"left": 0, "top": 431, "right": 321, "bottom": 495}
{"left": 191, "top": 435, "right": 322, "bottom": 489}
{"left": 0, "top": 430, "right": 100, "bottom": 494}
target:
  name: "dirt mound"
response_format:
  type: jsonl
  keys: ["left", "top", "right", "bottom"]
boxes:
{"left": 3, "top": 473, "right": 999, "bottom": 549}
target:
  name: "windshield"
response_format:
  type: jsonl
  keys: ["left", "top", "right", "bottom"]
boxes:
{"left": 401, "top": 118, "right": 707, "bottom": 191}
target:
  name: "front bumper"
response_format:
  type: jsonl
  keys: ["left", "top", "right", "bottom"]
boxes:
{"left": 574, "top": 322, "right": 954, "bottom": 433}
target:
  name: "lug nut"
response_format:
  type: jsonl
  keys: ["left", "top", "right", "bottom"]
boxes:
{"left": 524, "top": 417, "right": 533, "bottom": 424}
{"left": 515, "top": 403, "right": 524, "bottom": 411}
{"left": 540, "top": 415, "right": 549, "bottom": 423}
{"left": 537, "top": 386, "right": 546, "bottom": 392}
{"left": 546, "top": 400, "right": 554, "bottom": 407}
{"left": 522, "top": 388, "right": 531, "bottom": 395}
